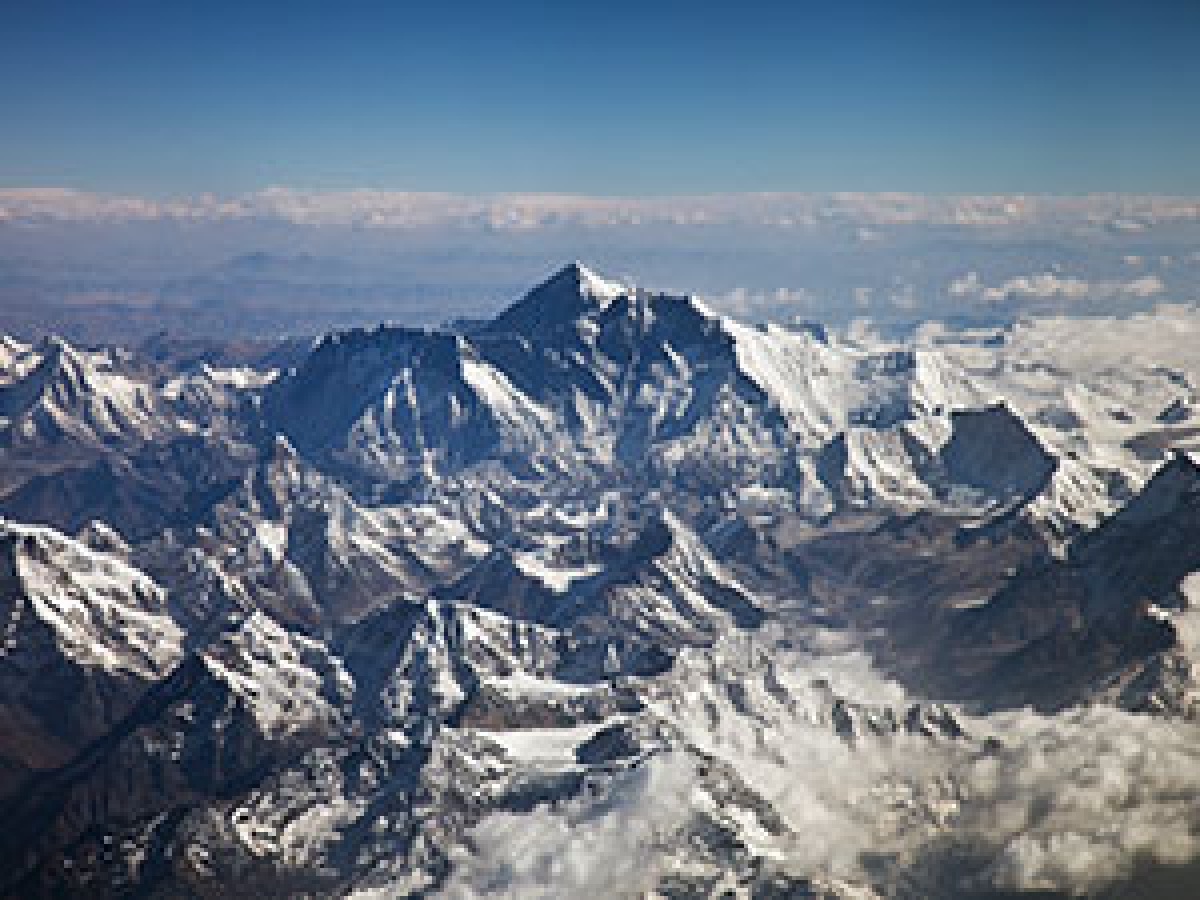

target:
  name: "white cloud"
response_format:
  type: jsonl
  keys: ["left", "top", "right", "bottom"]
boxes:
{"left": 2, "top": 189, "right": 1199, "bottom": 230}
{"left": 950, "top": 706, "right": 1200, "bottom": 894}
{"left": 949, "top": 270, "right": 1165, "bottom": 303}
{"left": 708, "top": 286, "right": 816, "bottom": 319}
{"left": 438, "top": 753, "right": 697, "bottom": 900}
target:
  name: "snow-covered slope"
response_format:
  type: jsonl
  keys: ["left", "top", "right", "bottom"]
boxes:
{"left": 0, "top": 520, "right": 182, "bottom": 797}
{"left": 136, "top": 435, "right": 483, "bottom": 631}
{"left": 0, "top": 338, "right": 170, "bottom": 449}
{"left": 263, "top": 263, "right": 1104, "bottom": 534}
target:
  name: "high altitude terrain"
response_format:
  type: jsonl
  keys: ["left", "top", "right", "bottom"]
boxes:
{"left": 5, "top": 264, "right": 1200, "bottom": 898}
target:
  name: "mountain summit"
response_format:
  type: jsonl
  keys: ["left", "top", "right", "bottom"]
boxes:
{"left": 485, "top": 261, "right": 629, "bottom": 337}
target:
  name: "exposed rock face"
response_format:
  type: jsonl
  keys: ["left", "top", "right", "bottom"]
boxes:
{"left": 937, "top": 403, "right": 1057, "bottom": 503}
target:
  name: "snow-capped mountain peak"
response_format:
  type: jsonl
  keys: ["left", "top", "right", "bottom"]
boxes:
{"left": 484, "top": 261, "right": 631, "bottom": 337}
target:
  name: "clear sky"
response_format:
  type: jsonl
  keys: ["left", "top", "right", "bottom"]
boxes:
{"left": 3, "top": 0, "right": 1199, "bottom": 195}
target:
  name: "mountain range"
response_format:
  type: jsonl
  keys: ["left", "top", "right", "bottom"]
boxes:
{"left": 4, "top": 263, "right": 1200, "bottom": 898}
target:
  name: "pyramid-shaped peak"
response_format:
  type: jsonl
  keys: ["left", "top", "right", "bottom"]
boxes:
{"left": 1100, "top": 450, "right": 1200, "bottom": 529}
{"left": 1141, "top": 450, "right": 1200, "bottom": 495}
{"left": 485, "top": 262, "right": 630, "bottom": 337}
{"left": 534, "top": 261, "right": 629, "bottom": 307}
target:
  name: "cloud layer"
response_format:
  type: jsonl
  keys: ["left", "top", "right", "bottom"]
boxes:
{"left": 4, "top": 188, "right": 1200, "bottom": 230}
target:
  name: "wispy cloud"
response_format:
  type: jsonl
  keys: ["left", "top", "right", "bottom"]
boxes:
{"left": 949, "top": 270, "right": 1165, "bottom": 303}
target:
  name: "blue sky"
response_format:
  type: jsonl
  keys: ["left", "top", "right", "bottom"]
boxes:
{"left": 2, "top": 0, "right": 1198, "bottom": 195}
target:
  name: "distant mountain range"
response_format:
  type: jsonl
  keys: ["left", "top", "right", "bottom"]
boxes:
{"left": 5, "top": 191, "right": 1200, "bottom": 345}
